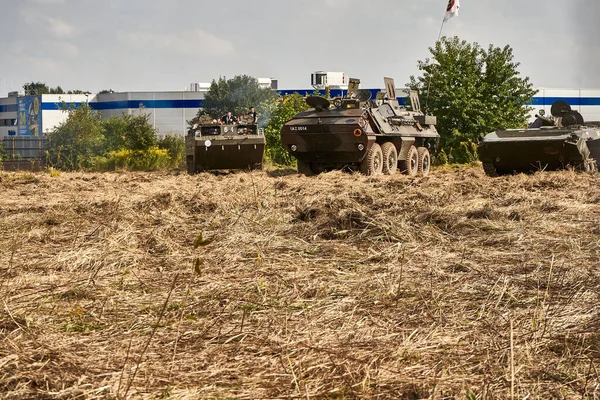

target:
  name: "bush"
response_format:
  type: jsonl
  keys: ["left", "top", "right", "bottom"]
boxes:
{"left": 157, "top": 135, "right": 185, "bottom": 169}
{"left": 102, "top": 116, "right": 128, "bottom": 153}
{"left": 264, "top": 93, "right": 309, "bottom": 166}
{"left": 47, "top": 103, "right": 105, "bottom": 170}
{"left": 92, "top": 147, "right": 172, "bottom": 171}
{"left": 0, "top": 141, "right": 7, "bottom": 163}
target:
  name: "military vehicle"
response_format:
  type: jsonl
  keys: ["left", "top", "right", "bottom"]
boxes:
{"left": 477, "top": 100, "right": 600, "bottom": 176}
{"left": 280, "top": 77, "right": 440, "bottom": 176}
{"left": 185, "top": 114, "right": 265, "bottom": 173}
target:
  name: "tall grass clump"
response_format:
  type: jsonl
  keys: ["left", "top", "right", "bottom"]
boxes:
{"left": 93, "top": 147, "right": 172, "bottom": 171}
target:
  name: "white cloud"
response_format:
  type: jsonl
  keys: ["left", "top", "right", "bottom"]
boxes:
{"left": 46, "top": 17, "right": 74, "bottom": 38}
{"left": 325, "top": 0, "right": 348, "bottom": 9}
{"left": 27, "top": 0, "right": 66, "bottom": 4}
{"left": 121, "top": 29, "right": 235, "bottom": 56}
{"left": 54, "top": 41, "right": 79, "bottom": 57}
{"left": 20, "top": 10, "right": 74, "bottom": 38}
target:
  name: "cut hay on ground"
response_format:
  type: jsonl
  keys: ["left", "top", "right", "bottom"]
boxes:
{"left": 1, "top": 167, "right": 599, "bottom": 399}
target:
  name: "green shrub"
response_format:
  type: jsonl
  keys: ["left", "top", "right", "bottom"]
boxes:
{"left": 157, "top": 135, "right": 185, "bottom": 169}
{"left": 47, "top": 103, "right": 105, "bottom": 170}
{"left": 102, "top": 116, "right": 128, "bottom": 153}
{"left": 0, "top": 141, "right": 7, "bottom": 163}
{"left": 264, "top": 93, "right": 309, "bottom": 166}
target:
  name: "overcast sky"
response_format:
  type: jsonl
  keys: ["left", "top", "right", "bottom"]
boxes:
{"left": 1, "top": 0, "right": 599, "bottom": 96}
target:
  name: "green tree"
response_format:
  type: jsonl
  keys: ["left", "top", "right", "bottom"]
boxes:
{"left": 201, "top": 75, "right": 277, "bottom": 122}
{"left": 102, "top": 115, "right": 128, "bottom": 152}
{"left": 122, "top": 111, "right": 157, "bottom": 151}
{"left": 47, "top": 103, "right": 105, "bottom": 170}
{"left": 407, "top": 36, "right": 537, "bottom": 163}
{"left": 264, "top": 93, "right": 310, "bottom": 166}
{"left": 101, "top": 109, "right": 157, "bottom": 152}
{"left": 23, "top": 82, "right": 50, "bottom": 95}
{"left": 22, "top": 82, "right": 89, "bottom": 95}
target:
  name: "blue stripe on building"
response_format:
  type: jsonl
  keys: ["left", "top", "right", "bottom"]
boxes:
{"left": 32, "top": 95, "right": 600, "bottom": 113}
{"left": 529, "top": 97, "right": 600, "bottom": 106}
{"left": 41, "top": 99, "right": 205, "bottom": 111}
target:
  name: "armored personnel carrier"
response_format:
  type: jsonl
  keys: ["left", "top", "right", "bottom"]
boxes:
{"left": 477, "top": 100, "right": 600, "bottom": 176}
{"left": 185, "top": 114, "right": 265, "bottom": 173}
{"left": 280, "top": 77, "right": 440, "bottom": 176}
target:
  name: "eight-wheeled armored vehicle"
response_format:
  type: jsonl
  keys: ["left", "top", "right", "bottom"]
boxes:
{"left": 478, "top": 100, "right": 600, "bottom": 176}
{"left": 280, "top": 77, "right": 440, "bottom": 176}
{"left": 186, "top": 115, "right": 265, "bottom": 173}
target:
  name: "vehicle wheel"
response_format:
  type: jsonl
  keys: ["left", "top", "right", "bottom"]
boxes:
{"left": 186, "top": 156, "right": 195, "bottom": 174}
{"left": 584, "top": 158, "right": 598, "bottom": 173}
{"left": 399, "top": 145, "right": 418, "bottom": 176}
{"left": 417, "top": 147, "right": 431, "bottom": 176}
{"left": 381, "top": 142, "right": 398, "bottom": 175}
{"left": 360, "top": 143, "right": 383, "bottom": 176}
{"left": 482, "top": 162, "right": 498, "bottom": 177}
{"left": 297, "top": 160, "right": 315, "bottom": 176}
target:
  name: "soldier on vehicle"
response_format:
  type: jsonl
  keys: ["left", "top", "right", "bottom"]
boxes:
{"left": 221, "top": 111, "right": 237, "bottom": 124}
{"left": 248, "top": 106, "right": 258, "bottom": 123}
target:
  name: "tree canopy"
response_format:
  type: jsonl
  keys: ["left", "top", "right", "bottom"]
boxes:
{"left": 407, "top": 36, "right": 537, "bottom": 162}
{"left": 22, "top": 82, "right": 90, "bottom": 95}
{"left": 200, "top": 75, "right": 277, "bottom": 122}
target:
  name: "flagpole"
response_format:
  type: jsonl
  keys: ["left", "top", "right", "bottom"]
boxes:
{"left": 425, "top": 14, "right": 448, "bottom": 111}
{"left": 436, "top": 17, "right": 446, "bottom": 42}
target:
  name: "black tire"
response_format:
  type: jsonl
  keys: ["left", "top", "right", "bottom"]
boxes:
{"left": 417, "top": 147, "right": 431, "bottom": 176}
{"left": 399, "top": 145, "right": 418, "bottom": 176}
{"left": 482, "top": 162, "right": 498, "bottom": 177}
{"left": 360, "top": 143, "right": 383, "bottom": 176}
{"left": 297, "top": 160, "right": 315, "bottom": 176}
{"left": 381, "top": 142, "right": 398, "bottom": 175}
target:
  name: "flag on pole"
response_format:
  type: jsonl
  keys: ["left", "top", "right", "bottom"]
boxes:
{"left": 443, "top": 0, "right": 460, "bottom": 22}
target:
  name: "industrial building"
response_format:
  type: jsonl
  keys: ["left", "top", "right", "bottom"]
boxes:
{"left": 1, "top": 74, "right": 599, "bottom": 140}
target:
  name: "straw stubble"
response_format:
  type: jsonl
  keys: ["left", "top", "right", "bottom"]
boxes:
{"left": 0, "top": 167, "right": 599, "bottom": 399}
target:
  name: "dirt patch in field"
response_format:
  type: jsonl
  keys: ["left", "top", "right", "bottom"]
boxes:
{"left": 1, "top": 167, "right": 599, "bottom": 399}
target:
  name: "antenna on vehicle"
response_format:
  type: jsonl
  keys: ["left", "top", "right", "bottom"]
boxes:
{"left": 383, "top": 77, "right": 396, "bottom": 100}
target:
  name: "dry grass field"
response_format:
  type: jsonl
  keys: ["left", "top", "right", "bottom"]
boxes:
{"left": 1, "top": 166, "right": 600, "bottom": 399}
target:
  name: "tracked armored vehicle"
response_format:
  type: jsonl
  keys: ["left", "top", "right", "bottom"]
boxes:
{"left": 186, "top": 115, "right": 265, "bottom": 173}
{"left": 478, "top": 100, "right": 600, "bottom": 176}
{"left": 280, "top": 77, "right": 440, "bottom": 176}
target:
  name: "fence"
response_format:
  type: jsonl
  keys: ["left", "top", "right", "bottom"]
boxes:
{"left": 1, "top": 136, "right": 48, "bottom": 171}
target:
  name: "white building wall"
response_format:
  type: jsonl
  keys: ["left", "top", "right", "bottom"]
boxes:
{"left": 529, "top": 88, "right": 600, "bottom": 123}
{"left": 94, "top": 91, "right": 204, "bottom": 136}
{"left": 40, "top": 94, "right": 90, "bottom": 135}
{"left": 580, "top": 90, "right": 600, "bottom": 123}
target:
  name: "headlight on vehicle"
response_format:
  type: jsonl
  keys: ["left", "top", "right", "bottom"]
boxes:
{"left": 357, "top": 144, "right": 365, "bottom": 151}
{"left": 290, "top": 145, "right": 298, "bottom": 152}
